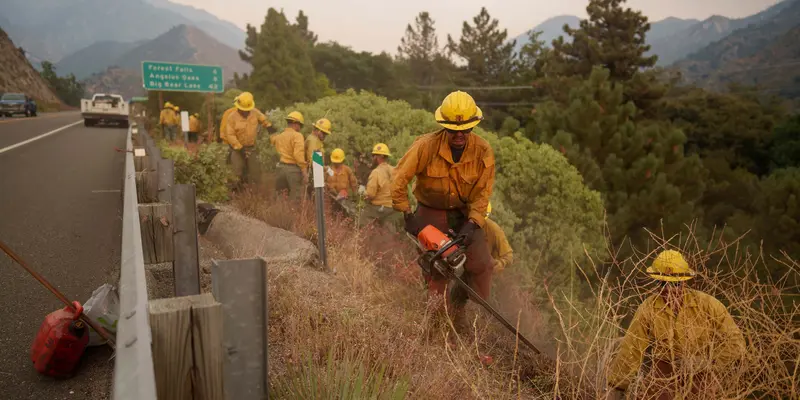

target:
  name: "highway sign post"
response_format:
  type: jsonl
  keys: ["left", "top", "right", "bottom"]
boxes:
{"left": 312, "top": 150, "right": 328, "bottom": 271}
{"left": 142, "top": 61, "right": 224, "bottom": 93}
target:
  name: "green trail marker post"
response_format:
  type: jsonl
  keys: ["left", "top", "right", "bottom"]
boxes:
{"left": 141, "top": 61, "right": 224, "bottom": 93}
{"left": 312, "top": 150, "right": 329, "bottom": 271}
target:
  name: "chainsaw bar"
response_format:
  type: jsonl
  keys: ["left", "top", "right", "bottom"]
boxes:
{"left": 406, "top": 232, "right": 542, "bottom": 355}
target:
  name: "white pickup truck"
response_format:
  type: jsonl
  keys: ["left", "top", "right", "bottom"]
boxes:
{"left": 81, "top": 93, "right": 129, "bottom": 128}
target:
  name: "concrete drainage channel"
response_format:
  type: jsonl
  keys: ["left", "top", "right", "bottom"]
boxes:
{"left": 115, "top": 121, "right": 320, "bottom": 400}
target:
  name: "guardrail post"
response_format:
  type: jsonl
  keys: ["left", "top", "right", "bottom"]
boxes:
{"left": 212, "top": 258, "right": 268, "bottom": 400}
{"left": 149, "top": 293, "right": 223, "bottom": 400}
{"left": 173, "top": 184, "right": 200, "bottom": 296}
{"left": 158, "top": 159, "right": 174, "bottom": 203}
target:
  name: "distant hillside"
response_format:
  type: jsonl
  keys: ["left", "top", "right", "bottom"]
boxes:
{"left": 82, "top": 25, "right": 250, "bottom": 98}
{"left": 0, "top": 27, "right": 61, "bottom": 105}
{"left": 83, "top": 67, "right": 145, "bottom": 99}
{"left": 1, "top": 0, "right": 244, "bottom": 62}
{"left": 651, "top": 0, "right": 796, "bottom": 65}
{"left": 56, "top": 41, "right": 144, "bottom": 80}
{"left": 512, "top": 16, "right": 581, "bottom": 53}
{"left": 675, "top": 0, "right": 800, "bottom": 98}
{"left": 513, "top": 15, "right": 701, "bottom": 57}
{"left": 144, "top": 0, "right": 245, "bottom": 50}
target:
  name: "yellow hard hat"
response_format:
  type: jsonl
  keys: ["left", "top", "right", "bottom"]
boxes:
{"left": 372, "top": 143, "right": 391, "bottom": 156}
{"left": 330, "top": 148, "right": 345, "bottom": 163}
{"left": 193, "top": 113, "right": 200, "bottom": 117}
{"left": 646, "top": 250, "right": 695, "bottom": 282}
{"left": 286, "top": 111, "right": 305, "bottom": 125}
{"left": 435, "top": 91, "right": 483, "bottom": 131}
{"left": 313, "top": 118, "right": 332, "bottom": 135}
{"left": 174, "top": 106, "right": 180, "bottom": 111}
{"left": 164, "top": 102, "right": 172, "bottom": 108}
{"left": 235, "top": 92, "right": 255, "bottom": 111}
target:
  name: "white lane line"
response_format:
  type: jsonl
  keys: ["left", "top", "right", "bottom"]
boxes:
{"left": 0, "top": 120, "right": 82, "bottom": 155}
{"left": 91, "top": 190, "right": 121, "bottom": 193}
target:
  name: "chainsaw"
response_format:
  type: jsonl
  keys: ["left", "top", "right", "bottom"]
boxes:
{"left": 408, "top": 225, "right": 541, "bottom": 355}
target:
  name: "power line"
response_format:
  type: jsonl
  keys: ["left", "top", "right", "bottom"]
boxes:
{"left": 416, "top": 85, "right": 535, "bottom": 91}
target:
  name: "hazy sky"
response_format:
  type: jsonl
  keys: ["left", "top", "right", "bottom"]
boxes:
{"left": 171, "top": 0, "right": 781, "bottom": 53}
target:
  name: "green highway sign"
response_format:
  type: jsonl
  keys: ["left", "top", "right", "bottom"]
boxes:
{"left": 141, "top": 61, "right": 224, "bottom": 93}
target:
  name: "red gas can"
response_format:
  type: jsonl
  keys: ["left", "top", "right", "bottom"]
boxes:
{"left": 30, "top": 301, "right": 89, "bottom": 378}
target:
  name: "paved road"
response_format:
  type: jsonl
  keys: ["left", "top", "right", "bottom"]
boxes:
{"left": 0, "top": 112, "right": 126, "bottom": 399}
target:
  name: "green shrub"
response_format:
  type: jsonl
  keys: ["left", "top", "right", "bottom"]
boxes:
{"left": 159, "top": 142, "right": 235, "bottom": 202}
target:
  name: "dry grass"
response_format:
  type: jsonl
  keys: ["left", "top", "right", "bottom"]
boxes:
{"left": 228, "top": 190, "right": 799, "bottom": 399}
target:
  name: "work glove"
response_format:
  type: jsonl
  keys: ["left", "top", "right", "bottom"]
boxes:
{"left": 336, "top": 189, "right": 348, "bottom": 200}
{"left": 326, "top": 166, "right": 334, "bottom": 177}
{"left": 357, "top": 185, "right": 366, "bottom": 196}
{"left": 492, "top": 259, "right": 504, "bottom": 273}
{"left": 457, "top": 220, "right": 479, "bottom": 246}
{"left": 404, "top": 212, "right": 425, "bottom": 237}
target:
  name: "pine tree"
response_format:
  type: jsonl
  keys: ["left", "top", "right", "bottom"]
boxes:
{"left": 238, "top": 8, "right": 328, "bottom": 110}
{"left": 535, "top": 67, "right": 707, "bottom": 247}
{"left": 550, "top": 0, "right": 656, "bottom": 81}
{"left": 294, "top": 10, "right": 317, "bottom": 46}
{"left": 397, "top": 11, "right": 455, "bottom": 110}
{"left": 543, "top": 0, "right": 663, "bottom": 114}
{"left": 446, "top": 7, "right": 516, "bottom": 85}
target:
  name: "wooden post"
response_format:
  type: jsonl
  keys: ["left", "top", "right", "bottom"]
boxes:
{"left": 149, "top": 293, "right": 223, "bottom": 400}
{"left": 138, "top": 203, "right": 173, "bottom": 263}
{"left": 135, "top": 170, "right": 159, "bottom": 203}
{"left": 212, "top": 258, "right": 268, "bottom": 400}
{"left": 172, "top": 184, "right": 200, "bottom": 296}
{"left": 192, "top": 294, "right": 225, "bottom": 400}
{"left": 157, "top": 159, "right": 174, "bottom": 204}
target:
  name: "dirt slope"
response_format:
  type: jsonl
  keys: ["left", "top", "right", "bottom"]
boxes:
{"left": 0, "top": 27, "right": 61, "bottom": 104}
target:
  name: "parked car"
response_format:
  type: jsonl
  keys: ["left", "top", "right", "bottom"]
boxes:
{"left": 0, "top": 93, "right": 36, "bottom": 117}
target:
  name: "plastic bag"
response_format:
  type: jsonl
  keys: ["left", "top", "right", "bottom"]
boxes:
{"left": 83, "top": 284, "right": 119, "bottom": 347}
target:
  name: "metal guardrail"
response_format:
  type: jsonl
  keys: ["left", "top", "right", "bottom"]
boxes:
{"left": 114, "top": 124, "right": 157, "bottom": 400}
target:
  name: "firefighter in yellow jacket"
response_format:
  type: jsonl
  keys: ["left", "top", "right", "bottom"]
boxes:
{"left": 159, "top": 102, "right": 177, "bottom": 141}
{"left": 392, "top": 90, "right": 496, "bottom": 317}
{"left": 220, "top": 95, "right": 274, "bottom": 144}
{"left": 325, "top": 148, "right": 357, "bottom": 199}
{"left": 188, "top": 113, "right": 201, "bottom": 143}
{"left": 306, "top": 118, "right": 331, "bottom": 169}
{"left": 606, "top": 250, "right": 746, "bottom": 399}
{"left": 359, "top": 143, "right": 397, "bottom": 227}
{"left": 223, "top": 92, "right": 273, "bottom": 188}
{"left": 484, "top": 202, "right": 513, "bottom": 273}
{"left": 270, "top": 111, "right": 307, "bottom": 201}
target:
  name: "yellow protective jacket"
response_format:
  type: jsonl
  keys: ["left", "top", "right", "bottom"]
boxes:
{"left": 326, "top": 164, "right": 357, "bottom": 195}
{"left": 270, "top": 127, "right": 307, "bottom": 170}
{"left": 305, "top": 134, "right": 324, "bottom": 168}
{"left": 484, "top": 219, "right": 513, "bottom": 271}
{"left": 188, "top": 115, "right": 201, "bottom": 133}
{"left": 223, "top": 109, "right": 271, "bottom": 150}
{"left": 219, "top": 107, "right": 237, "bottom": 144}
{"left": 392, "top": 130, "right": 495, "bottom": 227}
{"left": 607, "top": 289, "right": 746, "bottom": 390}
{"left": 159, "top": 108, "right": 177, "bottom": 126}
{"left": 367, "top": 163, "right": 395, "bottom": 207}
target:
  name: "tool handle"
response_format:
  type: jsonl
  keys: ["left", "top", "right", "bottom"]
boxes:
{"left": 0, "top": 240, "right": 117, "bottom": 348}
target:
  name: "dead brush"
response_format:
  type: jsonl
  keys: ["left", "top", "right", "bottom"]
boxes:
{"left": 231, "top": 193, "right": 798, "bottom": 398}
{"left": 543, "top": 225, "right": 800, "bottom": 399}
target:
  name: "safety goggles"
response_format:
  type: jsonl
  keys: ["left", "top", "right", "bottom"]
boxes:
{"left": 445, "top": 128, "right": 473, "bottom": 135}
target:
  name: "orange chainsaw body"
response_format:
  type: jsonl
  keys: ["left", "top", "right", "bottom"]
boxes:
{"left": 417, "top": 225, "right": 459, "bottom": 257}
